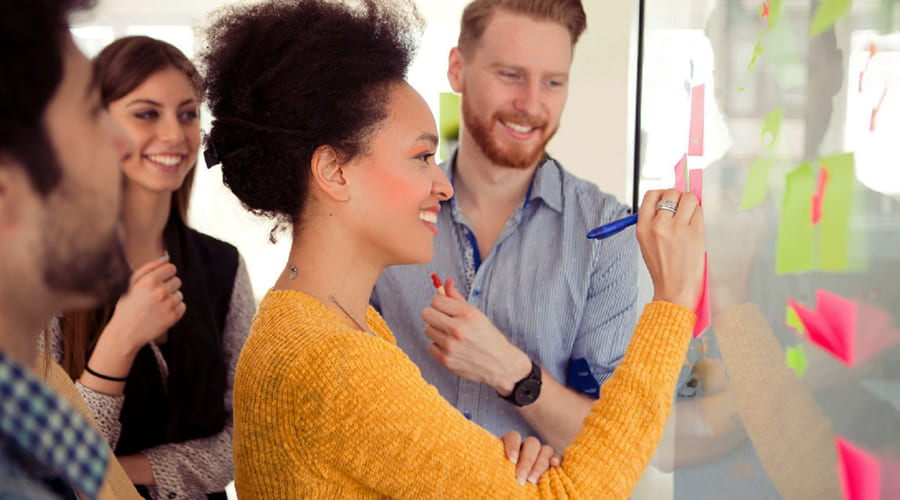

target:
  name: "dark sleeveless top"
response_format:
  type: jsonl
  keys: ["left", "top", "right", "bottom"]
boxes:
{"left": 114, "top": 213, "right": 239, "bottom": 456}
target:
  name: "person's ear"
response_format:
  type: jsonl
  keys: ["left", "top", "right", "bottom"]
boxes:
{"left": 447, "top": 47, "right": 465, "bottom": 94}
{"left": 0, "top": 153, "right": 30, "bottom": 233}
{"left": 309, "top": 145, "right": 350, "bottom": 202}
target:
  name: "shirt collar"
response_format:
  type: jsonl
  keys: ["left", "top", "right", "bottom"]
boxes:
{"left": 0, "top": 350, "right": 108, "bottom": 499}
{"left": 442, "top": 149, "right": 564, "bottom": 215}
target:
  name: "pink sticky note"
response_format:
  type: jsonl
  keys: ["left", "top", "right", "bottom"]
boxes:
{"left": 689, "top": 168, "right": 703, "bottom": 205}
{"left": 788, "top": 289, "right": 856, "bottom": 366}
{"left": 812, "top": 166, "right": 829, "bottom": 225}
{"left": 855, "top": 301, "right": 900, "bottom": 365}
{"left": 836, "top": 437, "right": 881, "bottom": 500}
{"left": 688, "top": 85, "right": 705, "bottom": 156}
{"left": 786, "top": 289, "right": 899, "bottom": 367}
{"left": 674, "top": 154, "right": 688, "bottom": 192}
{"left": 692, "top": 254, "right": 710, "bottom": 338}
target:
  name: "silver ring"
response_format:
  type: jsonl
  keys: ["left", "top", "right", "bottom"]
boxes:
{"left": 656, "top": 200, "right": 677, "bottom": 214}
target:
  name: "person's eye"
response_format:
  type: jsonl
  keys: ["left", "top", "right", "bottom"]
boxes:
{"left": 415, "top": 152, "right": 436, "bottom": 165}
{"left": 134, "top": 110, "right": 158, "bottom": 120}
{"left": 179, "top": 109, "right": 198, "bottom": 122}
{"left": 499, "top": 70, "right": 520, "bottom": 81}
{"left": 546, "top": 79, "right": 565, "bottom": 88}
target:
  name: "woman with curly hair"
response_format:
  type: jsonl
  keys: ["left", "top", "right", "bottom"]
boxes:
{"left": 48, "top": 36, "right": 255, "bottom": 500}
{"left": 203, "top": 0, "right": 705, "bottom": 498}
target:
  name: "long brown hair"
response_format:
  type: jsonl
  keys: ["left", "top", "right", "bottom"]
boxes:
{"left": 60, "top": 36, "right": 204, "bottom": 379}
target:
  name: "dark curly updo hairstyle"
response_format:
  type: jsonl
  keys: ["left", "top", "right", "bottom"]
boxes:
{"left": 202, "top": 0, "right": 423, "bottom": 238}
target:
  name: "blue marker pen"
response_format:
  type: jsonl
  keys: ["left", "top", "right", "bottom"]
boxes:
{"left": 586, "top": 213, "right": 638, "bottom": 240}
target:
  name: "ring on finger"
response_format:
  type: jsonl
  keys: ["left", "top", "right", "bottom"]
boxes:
{"left": 656, "top": 199, "right": 677, "bottom": 214}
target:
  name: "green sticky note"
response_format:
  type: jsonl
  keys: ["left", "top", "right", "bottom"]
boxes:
{"left": 741, "top": 157, "right": 773, "bottom": 209}
{"left": 768, "top": 0, "right": 784, "bottom": 31}
{"left": 438, "top": 92, "right": 461, "bottom": 162}
{"left": 786, "top": 344, "right": 808, "bottom": 378}
{"left": 762, "top": 107, "right": 783, "bottom": 150}
{"left": 818, "top": 153, "right": 855, "bottom": 272}
{"left": 786, "top": 305, "right": 805, "bottom": 335}
{"left": 809, "top": 0, "right": 851, "bottom": 38}
{"left": 776, "top": 163, "right": 816, "bottom": 275}
{"left": 748, "top": 31, "right": 766, "bottom": 70}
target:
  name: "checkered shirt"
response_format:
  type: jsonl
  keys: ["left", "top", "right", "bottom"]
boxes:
{"left": 0, "top": 350, "right": 108, "bottom": 499}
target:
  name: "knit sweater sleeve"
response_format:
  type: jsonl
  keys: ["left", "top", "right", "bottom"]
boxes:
{"left": 712, "top": 303, "right": 842, "bottom": 500}
{"left": 295, "top": 301, "right": 693, "bottom": 499}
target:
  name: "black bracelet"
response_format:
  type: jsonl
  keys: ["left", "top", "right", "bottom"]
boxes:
{"left": 84, "top": 364, "right": 128, "bottom": 382}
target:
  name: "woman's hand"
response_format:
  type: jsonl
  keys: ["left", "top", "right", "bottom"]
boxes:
{"left": 106, "top": 257, "right": 186, "bottom": 352}
{"left": 500, "top": 430, "right": 561, "bottom": 485}
{"left": 81, "top": 258, "right": 185, "bottom": 394}
{"left": 636, "top": 189, "right": 706, "bottom": 310}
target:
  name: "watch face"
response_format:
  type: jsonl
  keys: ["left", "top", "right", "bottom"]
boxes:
{"left": 514, "top": 378, "right": 541, "bottom": 406}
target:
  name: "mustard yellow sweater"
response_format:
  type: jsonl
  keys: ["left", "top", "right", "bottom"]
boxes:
{"left": 233, "top": 290, "right": 694, "bottom": 499}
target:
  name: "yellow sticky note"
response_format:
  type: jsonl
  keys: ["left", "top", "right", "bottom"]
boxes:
{"left": 741, "top": 157, "right": 773, "bottom": 209}
{"left": 776, "top": 163, "right": 816, "bottom": 275}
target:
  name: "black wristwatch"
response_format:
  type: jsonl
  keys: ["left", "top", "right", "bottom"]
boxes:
{"left": 499, "top": 360, "right": 542, "bottom": 407}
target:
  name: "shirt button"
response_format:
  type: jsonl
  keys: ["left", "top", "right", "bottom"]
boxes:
{"left": 463, "top": 412, "right": 472, "bottom": 420}
{"left": 472, "top": 289, "right": 481, "bottom": 298}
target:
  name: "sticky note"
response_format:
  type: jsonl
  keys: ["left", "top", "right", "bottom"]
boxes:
{"left": 819, "top": 153, "right": 854, "bottom": 272}
{"left": 776, "top": 163, "right": 816, "bottom": 275}
{"left": 788, "top": 289, "right": 856, "bottom": 365}
{"left": 785, "top": 344, "right": 807, "bottom": 378}
{"left": 810, "top": 0, "right": 852, "bottom": 38}
{"left": 741, "top": 157, "right": 773, "bottom": 209}
{"left": 768, "top": 0, "right": 783, "bottom": 30}
{"left": 438, "top": 92, "right": 461, "bottom": 162}
{"left": 785, "top": 289, "right": 899, "bottom": 368}
{"left": 693, "top": 255, "right": 710, "bottom": 339}
{"left": 689, "top": 169, "right": 703, "bottom": 205}
{"left": 688, "top": 85, "right": 705, "bottom": 156}
{"left": 786, "top": 304, "right": 805, "bottom": 336}
{"left": 762, "top": 107, "right": 783, "bottom": 150}
{"left": 812, "top": 166, "right": 829, "bottom": 225}
{"left": 760, "top": 0, "right": 769, "bottom": 19}
{"left": 674, "top": 154, "right": 688, "bottom": 192}
{"left": 748, "top": 31, "right": 766, "bottom": 69}
{"left": 835, "top": 437, "right": 881, "bottom": 500}
{"left": 855, "top": 301, "right": 900, "bottom": 365}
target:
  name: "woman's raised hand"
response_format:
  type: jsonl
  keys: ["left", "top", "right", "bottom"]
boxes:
{"left": 636, "top": 189, "right": 706, "bottom": 310}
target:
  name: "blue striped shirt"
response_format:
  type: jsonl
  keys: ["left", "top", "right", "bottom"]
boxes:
{"left": 371, "top": 153, "right": 639, "bottom": 440}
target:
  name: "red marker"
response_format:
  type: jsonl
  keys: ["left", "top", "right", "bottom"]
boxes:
{"left": 430, "top": 273, "right": 446, "bottom": 296}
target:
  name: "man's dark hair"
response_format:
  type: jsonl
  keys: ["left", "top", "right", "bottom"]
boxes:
{"left": 0, "top": 0, "right": 95, "bottom": 195}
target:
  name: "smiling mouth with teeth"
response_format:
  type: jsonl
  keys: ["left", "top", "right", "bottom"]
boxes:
{"left": 500, "top": 119, "right": 538, "bottom": 134}
{"left": 418, "top": 212, "right": 437, "bottom": 224}
{"left": 145, "top": 154, "right": 184, "bottom": 167}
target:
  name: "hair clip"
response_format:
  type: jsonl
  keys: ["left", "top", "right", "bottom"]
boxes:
{"left": 204, "top": 139, "right": 222, "bottom": 168}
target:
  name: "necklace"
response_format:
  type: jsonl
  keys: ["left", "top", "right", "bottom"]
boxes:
{"left": 328, "top": 294, "right": 375, "bottom": 336}
{"left": 288, "top": 262, "right": 374, "bottom": 336}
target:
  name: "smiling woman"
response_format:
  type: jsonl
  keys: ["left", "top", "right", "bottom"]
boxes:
{"left": 49, "top": 36, "right": 255, "bottom": 500}
{"left": 201, "top": 1, "right": 705, "bottom": 499}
